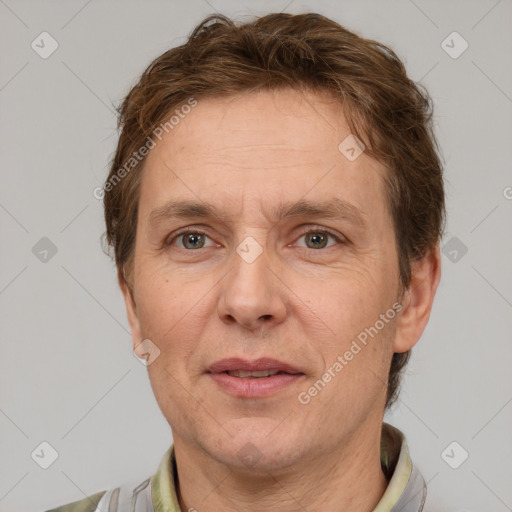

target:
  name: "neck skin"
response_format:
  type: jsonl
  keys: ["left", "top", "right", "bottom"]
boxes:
{"left": 172, "top": 415, "right": 389, "bottom": 512}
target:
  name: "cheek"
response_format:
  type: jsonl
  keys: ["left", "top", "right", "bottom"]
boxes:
{"left": 299, "top": 263, "right": 387, "bottom": 326}
{"left": 135, "top": 262, "right": 193, "bottom": 330}
{"left": 135, "top": 269, "right": 211, "bottom": 369}
{"left": 296, "top": 263, "right": 397, "bottom": 368}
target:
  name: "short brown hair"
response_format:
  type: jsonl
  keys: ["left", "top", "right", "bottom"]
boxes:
{"left": 102, "top": 12, "right": 445, "bottom": 411}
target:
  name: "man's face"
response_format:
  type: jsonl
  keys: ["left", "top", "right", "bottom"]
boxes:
{"left": 123, "top": 89, "right": 404, "bottom": 470}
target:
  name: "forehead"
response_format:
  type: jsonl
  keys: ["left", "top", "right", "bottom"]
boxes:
{"left": 138, "top": 88, "right": 390, "bottom": 226}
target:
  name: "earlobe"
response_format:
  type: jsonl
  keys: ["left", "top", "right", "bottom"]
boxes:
{"left": 393, "top": 244, "right": 441, "bottom": 353}
{"left": 118, "top": 269, "right": 143, "bottom": 351}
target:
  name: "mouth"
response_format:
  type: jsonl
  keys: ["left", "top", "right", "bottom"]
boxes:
{"left": 207, "top": 357, "right": 303, "bottom": 374}
{"left": 206, "top": 358, "right": 305, "bottom": 398}
{"left": 223, "top": 369, "right": 294, "bottom": 378}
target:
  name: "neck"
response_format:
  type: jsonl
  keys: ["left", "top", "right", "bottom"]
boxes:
{"left": 173, "top": 421, "right": 389, "bottom": 512}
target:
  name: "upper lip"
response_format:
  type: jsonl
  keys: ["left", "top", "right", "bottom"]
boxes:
{"left": 207, "top": 357, "right": 303, "bottom": 374}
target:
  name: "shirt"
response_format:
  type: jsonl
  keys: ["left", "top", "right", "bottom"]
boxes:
{"left": 43, "top": 422, "right": 427, "bottom": 512}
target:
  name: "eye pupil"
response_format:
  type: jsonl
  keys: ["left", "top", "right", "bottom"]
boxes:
{"left": 306, "top": 232, "right": 328, "bottom": 249}
{"left": 183, "top": 233, "right": 205, "bottom": 249}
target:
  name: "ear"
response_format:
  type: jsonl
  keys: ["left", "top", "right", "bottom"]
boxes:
{"left": 393, "top": 244, "right": 441, "bottom": 353}
{"left": 118, "top": 269, "right": 143, "bottom": 352}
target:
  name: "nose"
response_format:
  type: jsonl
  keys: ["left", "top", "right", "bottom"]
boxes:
{"left": 217, "top": 241, "right": 287, "bottom": 332}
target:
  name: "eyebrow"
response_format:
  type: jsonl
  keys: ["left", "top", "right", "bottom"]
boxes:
{"left": 148, "top": 197, "right": 367, "bottom": 229}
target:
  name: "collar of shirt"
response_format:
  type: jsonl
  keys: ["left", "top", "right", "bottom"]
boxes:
{"left": 150, "top": 422, "right": 426, "bottom": 512}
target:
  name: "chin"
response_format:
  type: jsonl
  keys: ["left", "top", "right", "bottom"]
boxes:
{"left": 208, "top": 418, "right": 308, "bottom": 472}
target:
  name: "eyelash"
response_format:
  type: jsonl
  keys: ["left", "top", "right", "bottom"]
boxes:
{"left": 165, "top": 226, "right": 346, "bottom": 250}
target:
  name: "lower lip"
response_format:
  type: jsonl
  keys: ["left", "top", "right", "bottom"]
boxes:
{"left": 208, "top": 372, "right": 304, "bottom": 398}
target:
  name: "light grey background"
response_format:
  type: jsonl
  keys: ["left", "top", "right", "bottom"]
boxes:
{"left": 1, "top": 1, "right": 511, "bottom": 511}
